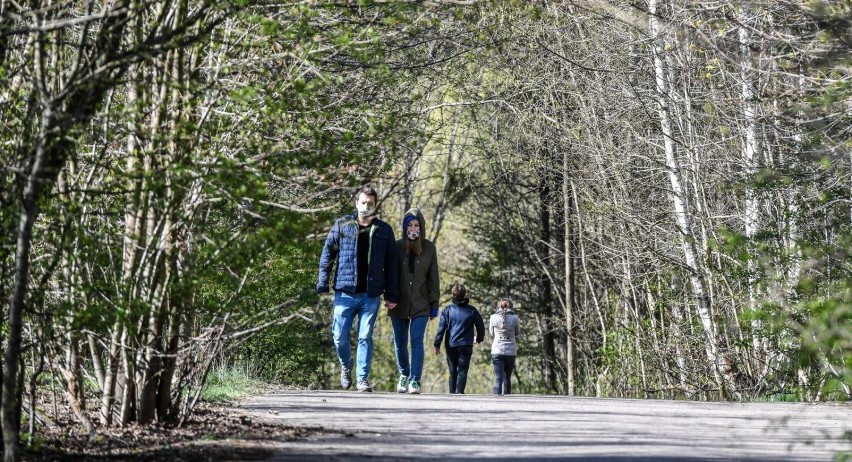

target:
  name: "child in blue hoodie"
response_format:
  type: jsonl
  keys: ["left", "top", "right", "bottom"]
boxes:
{"left": 434, "top": 283, "right": 485, "bottom": 394}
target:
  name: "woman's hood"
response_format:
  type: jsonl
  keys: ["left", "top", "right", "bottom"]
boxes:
{"left": 402, "top": 208, "right": 427, "bottom": 239}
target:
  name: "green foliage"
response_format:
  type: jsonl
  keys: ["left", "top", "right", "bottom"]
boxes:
{"left": 798, "top": 278, "right": 851, "bottom": 399}
{"left": 202, "top": 364, "right": 267, "bottom": 402}
{"left": 231, "top": 321, "right": 328, "bottom": 386}
{"left": 21, "top": 433, "right": 47, "bottom": 451}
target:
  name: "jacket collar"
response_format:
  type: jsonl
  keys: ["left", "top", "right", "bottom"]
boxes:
{"left": 349, "top": 212, "right": 381, "bottom": 228}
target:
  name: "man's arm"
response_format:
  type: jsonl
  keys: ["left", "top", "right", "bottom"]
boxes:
{"left": 317, "top": 220, "right": 340, "bottom": 293}
{"left": 383, "top": 223, "right": 399, "bottom": 304}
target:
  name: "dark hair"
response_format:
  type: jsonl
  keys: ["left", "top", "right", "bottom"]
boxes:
{"left": 404, "top": 214, "right": 422, "bottom": 255}
{"left": 451, "top": 283, "right": 466, "bottom": 300}
{"left": 355, "top": 185, "right": 378, "bottom": 202}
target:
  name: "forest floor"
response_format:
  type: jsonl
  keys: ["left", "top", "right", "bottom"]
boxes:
{"left": 21, "top": 389, "right": 322, "bottom": 461}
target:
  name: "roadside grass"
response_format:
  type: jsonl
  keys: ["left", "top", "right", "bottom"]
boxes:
{"left": 202, "top": 364, "right": 268, "bottom": 402}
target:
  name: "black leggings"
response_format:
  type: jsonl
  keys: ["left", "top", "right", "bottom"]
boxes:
{"left": 446, "top": 345, "right": 473, "bottom": 394}
{"left": 492, "top": 354, "right": 516, "bottom": 394}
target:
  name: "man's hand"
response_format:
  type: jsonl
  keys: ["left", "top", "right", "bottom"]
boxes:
{"left": 385, "top": 301, "right": 397, "bottom": 309}
{"left": 434, "top": 347, "right": 440, "bottom": 355}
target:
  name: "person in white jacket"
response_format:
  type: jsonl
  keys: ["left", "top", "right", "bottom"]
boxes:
{"left": 488, "top": 299, "right": 521, "bottom": 395}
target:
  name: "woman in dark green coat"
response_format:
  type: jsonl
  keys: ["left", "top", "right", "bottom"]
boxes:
{"left": 387, "top": 208, "right": 440, "bottom": 394}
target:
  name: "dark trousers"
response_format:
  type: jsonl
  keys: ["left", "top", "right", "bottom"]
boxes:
{"left": 492, "top": 354, "right": 516, "bottom": 394}
{"left": 446, "top": 345, "right": 473, "bottom": 394}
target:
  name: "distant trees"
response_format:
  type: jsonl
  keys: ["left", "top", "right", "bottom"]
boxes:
{"left": 412, "top": 0, "right": 849, "bottom": 400}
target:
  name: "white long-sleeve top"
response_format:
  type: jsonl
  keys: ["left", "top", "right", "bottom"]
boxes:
{"left": 488, "top": 309, "right": 520, "bottom": 356}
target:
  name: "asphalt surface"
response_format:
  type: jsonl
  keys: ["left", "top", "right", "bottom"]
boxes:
{"left": 240, "top": 390, "right": 851, "bottom": 461}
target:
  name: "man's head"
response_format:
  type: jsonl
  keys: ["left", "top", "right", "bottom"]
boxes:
{"left": 354, "top": 185, "right": 378, "bottom": 219}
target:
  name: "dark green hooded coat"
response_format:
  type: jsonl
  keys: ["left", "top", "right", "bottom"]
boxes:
{"left": 389, "top": 208, "right": 440, "bottom": 319}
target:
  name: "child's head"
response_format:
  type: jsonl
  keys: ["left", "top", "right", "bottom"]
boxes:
{"left": 451, "top": 283, "right": 467, "bottom": 299}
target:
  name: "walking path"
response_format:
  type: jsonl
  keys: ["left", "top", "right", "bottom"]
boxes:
{"left": 240, "top": 390, "right": 850, "bottom": 461}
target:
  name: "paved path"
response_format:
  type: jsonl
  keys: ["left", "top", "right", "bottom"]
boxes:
{"left": 239, "top": 390, "right": 850, "bottom": 461}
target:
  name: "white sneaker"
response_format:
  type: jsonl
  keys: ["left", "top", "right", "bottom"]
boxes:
{"left": 407, "top": 380, "right": 421, "bottom": 394}
{"left": 396, "top": 375, "right": 409, "bottom": 393}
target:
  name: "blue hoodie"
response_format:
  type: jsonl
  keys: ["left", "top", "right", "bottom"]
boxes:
{"left": 434, "top": 298, "right": 485, "bottom": 348}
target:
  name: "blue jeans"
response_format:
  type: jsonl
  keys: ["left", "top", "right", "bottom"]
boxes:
{"left": 391, "top": 316, "right": 429, "bottom": 382}
{"left": 332, "top": 292, "right": 381, "bottom": 381}
{"left": 492, "top": 354, "right": 516, "bottom": 394}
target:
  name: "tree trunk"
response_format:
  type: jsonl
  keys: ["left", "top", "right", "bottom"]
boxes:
{"left": 562, "top": 154, "right": 576, "bottom": 396}
{"left": 119, "top": 326, "right": 137, "bottom": 425}
{"left": 669, "top": 296, "right": 690, "bottom": 395}
{"left": 538, "top": 169, "right": 557, "bottom": 392}
{"left": 648, "top": 0, "right": 725, "bottom": 394}
{"left": 0, "top": 170, "right": 13, "bottom": 451}
{"left": 99, "top": 324, "right": 122, "bottom": 425}
{"left": 3, "top": 108, "right": 60, "bottom": 461}
{"left": 431, "top": 120, "right": 464, "bottom": 245}
{"left": 2, "top": 191, "right": 35, "bottom": 462}
{"left": 60, "top": 337, "right": 95, "bottom": 439}
{"left": 157, "top": 297, "right": 181, "bottom": 421}
{"left": 738, "top": 11, "right": 765, "bottom": 377}
{"left": 573, "top": 184, "right": 606, "bottom": 391}
{"left": 101, "top": 59, "right": 145, "bottom": 427}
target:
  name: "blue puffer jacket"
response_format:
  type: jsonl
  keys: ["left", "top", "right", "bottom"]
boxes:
{"left": 317, "top": 213, "right": 399, "bottom": 302}
{"left": 434, "top": 299, "right": 485, "bottom": 348}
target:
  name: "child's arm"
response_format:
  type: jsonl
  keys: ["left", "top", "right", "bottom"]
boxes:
{"left": 474, "top": 310, "right": 486, "bottom": 344}
{"left": 433, "top": 308, "right": 448, "bottom": 354}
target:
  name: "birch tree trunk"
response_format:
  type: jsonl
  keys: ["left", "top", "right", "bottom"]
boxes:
{"left": 109, "top": 53, "right": 149, "bottom": 426}
{"left": 738, "top": 11, "right": 766, "bottom": 376}
{"left": 647, "top": 0, "right": 725, "bottom": 394}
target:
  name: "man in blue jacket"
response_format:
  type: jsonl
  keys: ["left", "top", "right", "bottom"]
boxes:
{"left": 318, "top": 186, "right": 399, "bottom": 392}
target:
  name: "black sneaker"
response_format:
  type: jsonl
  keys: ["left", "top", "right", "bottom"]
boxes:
{"left": 356, "top": 380, "right": 372, "bottom": 392}
{"left": 340, "top": 367, "right": 352, "bottom": 390}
